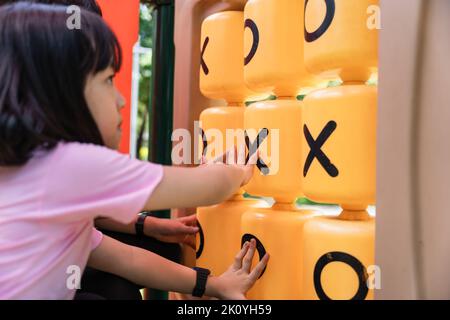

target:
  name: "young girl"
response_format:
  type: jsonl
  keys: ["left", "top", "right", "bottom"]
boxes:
{"left": 0, "top": 0, "right": 205, "bottom": 300}
{"left": 0, "top": 3, "right": 268, "bottom": 300}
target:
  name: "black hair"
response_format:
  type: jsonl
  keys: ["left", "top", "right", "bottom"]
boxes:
{"left": 0, "top": 0, "right": 102, "bottom": 15}
{"left": 0, "top": 2, "right": 122, "bottom": 165}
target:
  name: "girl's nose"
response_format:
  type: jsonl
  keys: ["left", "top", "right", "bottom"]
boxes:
{"left": 117, "top": 91, "right": 126, "bottom": 110}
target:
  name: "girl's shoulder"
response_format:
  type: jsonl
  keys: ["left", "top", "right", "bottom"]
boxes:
{"left": 30, "top": 142, "right": 123, "bottom": 178}
{"left": 55, "top": 141, "right": 113, "bottom": 154}
{"left": 49, "top": 142, "right": 120, "bottom": 162}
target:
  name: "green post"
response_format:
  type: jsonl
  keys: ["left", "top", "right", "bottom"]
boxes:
{"left": 146, "top": 0, "right": 175, "bottom": 300}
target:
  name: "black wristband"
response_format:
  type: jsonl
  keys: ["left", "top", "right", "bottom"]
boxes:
{"left": 192, "top": 267, "right": 211, "bottom": 298}
{"left": 135, "top": 212, "right": 149, "bottom": 238}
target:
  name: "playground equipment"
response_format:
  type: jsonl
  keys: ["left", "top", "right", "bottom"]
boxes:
{"left": 142, "top": 0, "right": 450, "bottom": 300}
{"left": 300, "top": 0, "right": 378, "bottom": 300}
{"left": 174, "top": 0, "right": 450, "bottom": 299}
{"left": 195, "top": 11, "right": 269, "bottom": 277}
{"left": 195, "top": 0, "right": 379, "bottom": 300}
{"left": 240, "top": 0, "right": 319, "bottom": 300}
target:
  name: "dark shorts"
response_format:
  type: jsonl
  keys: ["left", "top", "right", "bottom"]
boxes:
{"left": 74, "top": 229, "right": 182, "bottom": 300}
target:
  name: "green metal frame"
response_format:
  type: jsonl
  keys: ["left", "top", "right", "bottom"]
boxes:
{"left": 148, "top": 0, "right": 175, "bottom": 218}
{"left": 146, "top": 0, "right": 175, "bottom": 300}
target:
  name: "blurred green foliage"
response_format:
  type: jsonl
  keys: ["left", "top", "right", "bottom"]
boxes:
{"left": 136, "top": 3, "right": 154, "bottom": 160}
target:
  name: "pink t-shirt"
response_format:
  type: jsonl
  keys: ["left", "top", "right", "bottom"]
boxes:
{"left": 0, "top": 142, "right": 163, "bottom": 300}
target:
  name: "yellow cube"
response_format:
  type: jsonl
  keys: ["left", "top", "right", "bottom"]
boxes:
{"left": 244, "top": 100, "right": 303, "bottom": 203}
{"left": 244, "top": 0, "right": 317, "bottom": 97}
{"left": 199, "top": 107, "right": 247, "bottom": 195}
{"left": 196, "top": 195, "right": 269, "bottom": 277}
{"left": 200, "top": 11, "right": 259, "bottom": 103}
{"left": 301, "top": 213, "right": 375, "bottom": 300}
{"left": 304, "top": 0, "right": 379, "bottom": 82}
{"left": 241, "top": 205, "right": 317, "bottom": 299}
{"left": 199, "top": 106, "right": 245, "bottom": 161}
{"left": 301, "top": 85, "right": 377, "bottom": 210}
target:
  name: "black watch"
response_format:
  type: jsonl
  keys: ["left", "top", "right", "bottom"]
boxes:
{"left": 135, "top": 212, "right": 149, "bottom": 238}
{"left": 192, "top": 267, "right": 211, "bottom": 298}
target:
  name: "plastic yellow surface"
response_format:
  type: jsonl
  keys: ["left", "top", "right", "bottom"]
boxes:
{"left": 200, "top": 11, "right": 261, "bottom": 102}
{"left": 244, "top": 0, "right": 317, "bottom": 97}
{"left": 241, "top": 203, "right": 317, "bottom": 299}
{"left": 244, "top": 99, "right": 304, "bottom": 203}
{"left": 304, "top": 0, "right": 379, "bottom": 82}
{"left": 301, "top": 85, "right": 377, "bottom": 211}
{"left": 196, "top": 196, "right": 269, "bottom": 276}
{"left": 301, "top": 211, "right": 375, "bottom": 300}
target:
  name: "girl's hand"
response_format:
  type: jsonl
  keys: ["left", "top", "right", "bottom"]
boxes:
{"left": 212, "top": 238, "right": 270, "bottom": 300}
{"left": 200, "top": 145, "right": 258, "bottom": 187}
{"left": 145, "top": 215, "right": 199, "bottom": 249}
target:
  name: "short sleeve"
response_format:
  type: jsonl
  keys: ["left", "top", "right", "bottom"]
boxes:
{"left": 91, "top": 228, "right": 103, "bottom": 251}
{"left": 43, "top": 142, "right": 164, "bottom": 224}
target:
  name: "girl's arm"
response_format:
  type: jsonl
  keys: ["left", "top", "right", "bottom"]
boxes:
{"left": 87, "top": 234, "right": 269, "bottom": 300}
{"left": 144, "top": 155, "right": 255, "bottom": 211}
{"left": 94, "top": 215, "right": 199, "bottom": 248}
{"left": 95, "top": 213, "right": 198, "bottom": 237}
{"left": 95, "top": 149, "right": 254, "bottom": 234}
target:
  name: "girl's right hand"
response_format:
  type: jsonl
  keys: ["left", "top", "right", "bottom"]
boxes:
{"left": 201, "top": 145, "right": 259, "bottom": 187}
{"left": 212, "top": 238, "right": 269, "bottom": 300}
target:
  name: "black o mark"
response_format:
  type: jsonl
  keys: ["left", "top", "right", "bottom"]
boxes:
{"left": 196, "top": 221, "right": 205, "bottom": 259}
{"left": 245, "top": 128, "right": 270, "bottom": 175}
{"left": 201, "top": 37, "right": 210, "bottom": 75}
{"left": 244, "top": 19, "right": 259, "bottom": 66}
{"left": 314, "top": 251, "right": 369, "bottom": 300}
{"left": 304, "top": 0, "right": 335, "bottom": 43}
{"left": 303, "top": 121, "right": 339, "bottom": 178}
{"left": 241, "top": 234, "right": 267, "bottom": 279}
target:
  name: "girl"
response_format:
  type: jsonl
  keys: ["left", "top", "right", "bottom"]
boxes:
{"left": 0, "top": 0, "right": 203, "bottom": 300}
{"left": 0, "top": 3, "right": 268, "bottom": 299}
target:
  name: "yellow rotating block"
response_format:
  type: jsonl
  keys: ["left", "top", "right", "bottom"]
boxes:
{"left": 199, "top": 106, "right": 247, "bottom": 195}
{"left": 196, "top": 196, "right": 269, "bottom": 276}
{"left": 200, "top": 11, "right": 258, "bottom": 103}
{"left": 199, "top": 106, "right": 246, "bottom": 161}
{"left": 301, "top": 212, "right": 375, "bottom": 300}
{"left": 304, "top": 0, "right": 379, "bottom": 82}
{"left": 241, "top": 204, "right": 317, "bottom": 299}
{"left": 244, "top": 99, "right": 303, "bottom": 203}
{"left": 244, "top": 0, "right": 317, "bottom": 97}
{"left": 301, "top": 85, "right": 376, "bottom": 211}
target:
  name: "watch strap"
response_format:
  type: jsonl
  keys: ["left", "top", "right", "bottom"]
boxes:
{"left": 192, "top": 267, "right": 211, "bottom": 297}
{"left": 135, "top": 212, "right": 149, "bottom": 238}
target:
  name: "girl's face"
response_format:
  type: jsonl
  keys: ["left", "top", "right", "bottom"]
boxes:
{"left": 84, "top": 67, "right": 125, "bottom": 150}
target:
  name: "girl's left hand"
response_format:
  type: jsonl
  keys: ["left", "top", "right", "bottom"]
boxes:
{"left": 144, "top": 215, "right": 199, "bottom": 249}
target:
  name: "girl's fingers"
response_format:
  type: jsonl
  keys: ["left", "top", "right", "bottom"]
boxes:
{"left": 200, "top": 156, "right": 207, "bottom": 165}
{"left": 226, "top": 146, "right": 236, "bottom": 165}
{"left": 212, "top": 148, "right": 232, "bottom": 164}
{"left": 247, "top": 150, "right": 259, "bottom": 166}
{"left": 232, "top": 241, "right": 250, "bottom": 271}
{"left": 249, "top": 253, "right": 270, "bottom": 283}
{"left": 242, "top": 239, "right": 256, "bottom": 273}
{"left": 237, "top": 144, "right": 246, "bottom": 166}
{"left": 181, "top": 225, "right": 199, "bottom": 234}
{"left": 183, "top": 235, "right": 196, "bottom": 250}
{"left": 179, "top": 214, "right": 197, "bottom": 224}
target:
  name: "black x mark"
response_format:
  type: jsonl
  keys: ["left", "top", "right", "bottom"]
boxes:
{"left": 200, "top": 128, "right": 208, "bottom": 157}
{"left": 200, "top": 37, "right": 210, "bottom": 75}
{"left": 303, "top": 121, "right": 339, "bottom": 178}
{"left": 245, "top": 128, "right": 270, "bottom": 176}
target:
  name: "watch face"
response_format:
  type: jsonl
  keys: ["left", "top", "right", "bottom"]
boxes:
{"left": 136, "top": 213, "right": 148, "bottom": 237}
